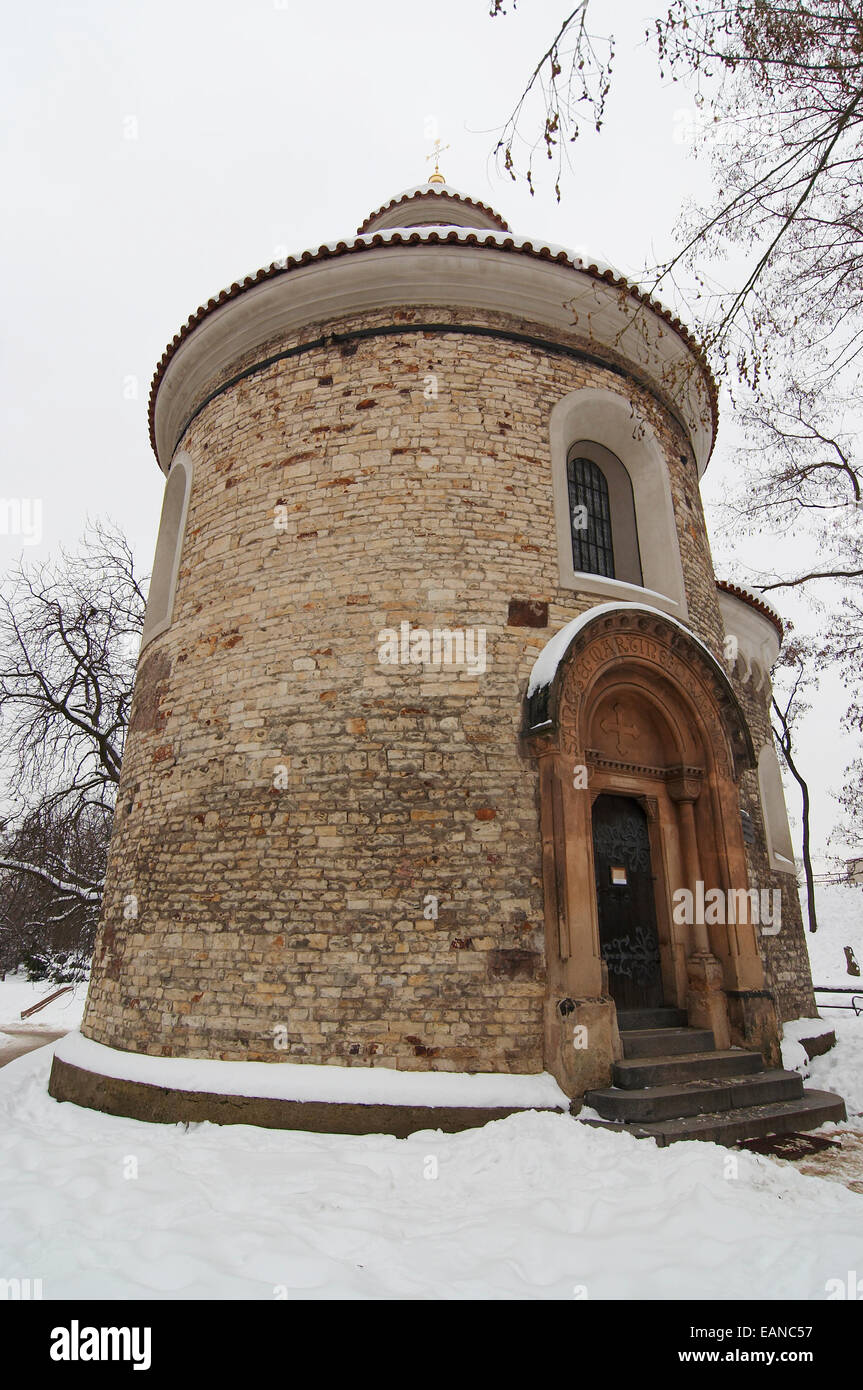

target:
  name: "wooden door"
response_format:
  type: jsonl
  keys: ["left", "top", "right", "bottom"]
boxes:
{"left": 591, "top": 794, "right": 664, "bottom": 1010}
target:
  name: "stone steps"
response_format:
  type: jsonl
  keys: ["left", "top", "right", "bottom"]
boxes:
{"left": 621, "top": 1026, "right": 715, "bottom": 1059}
{"left": 586, "top": 1068, "right": 804, "bottom": 1123}
{"left": 616, "top": 1007, "right": 688, "bottom": 1031}
{"left": 613, "top": 1047, "right": 765, "bottom": 1089}
{"left": 581, "top": 1013, "right": 846, "bottom": 1147}
{"left": 632, "top": 1091, "right": 847, "bottom": 1148}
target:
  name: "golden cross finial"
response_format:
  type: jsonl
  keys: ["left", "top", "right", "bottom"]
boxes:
{"left": 425, "top": 137, "right": 450, "bottom": 185}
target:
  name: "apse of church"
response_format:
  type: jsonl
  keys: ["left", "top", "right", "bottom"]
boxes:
{"left": 50, "top": 175, "right": 841, "bottom": 1138}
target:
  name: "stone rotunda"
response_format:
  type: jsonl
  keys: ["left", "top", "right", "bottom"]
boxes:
{"left": 50, "top": 176, "right": 844, "bottom": 1139}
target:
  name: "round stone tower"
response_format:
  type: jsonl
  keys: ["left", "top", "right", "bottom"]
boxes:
{"left": 50, "top": 177, "right": 815, "bottom": 1134}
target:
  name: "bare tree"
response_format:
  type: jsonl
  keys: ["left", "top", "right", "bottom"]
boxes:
{"left": 0, "top": 807, "right": 107, "bottom": 980}
{"left": 832, "top": 755, "right": 863, "bottom": 862}
{"left": 770, "top": 637, "right": 818, "bottom": 932}
{"left": 490, "top": 1, "right": 615, "bottom": 200}
{"left": 0, "top": 521, "right": 147, "bottom": 974}
{"left": 492, "top": 2, "right": 863, "bottom": 375}
{"left": 492, "top": 1, "right": 863, "bottom": 841}
{"left": 709, "top": 393, "right": 862, "bottom": 836}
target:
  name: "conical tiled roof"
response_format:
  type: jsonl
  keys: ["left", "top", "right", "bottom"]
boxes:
{"left": 358, "top": 182, "right": 510, "bottom": 234}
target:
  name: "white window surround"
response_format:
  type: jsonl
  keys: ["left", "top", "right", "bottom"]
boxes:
{"left": 140, "top": 451, "right": 193, "bottom": 651}
{"left": 549, "top": 387, "right": 689, "bottom": 618}
{"left": 757, "top": 742, "right": 798, "bottom": 875}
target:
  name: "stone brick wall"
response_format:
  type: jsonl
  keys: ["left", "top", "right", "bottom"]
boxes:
{"left": 82, "top": 307, "right": 750, "bottom": 1071}
{"left": 727, "top": 655, "right": 817, "bottom": 1022}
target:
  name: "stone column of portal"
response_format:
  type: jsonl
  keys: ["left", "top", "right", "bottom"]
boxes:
{"left": 537, "top": 748, "right": 621, "bottom": 1100}
{"left": 667, "top": 774, "right": 731, "bottom": 1050}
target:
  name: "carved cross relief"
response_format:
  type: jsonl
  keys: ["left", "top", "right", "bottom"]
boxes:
{"left": 599, "top": 702, "right": 640, "bottom": 755}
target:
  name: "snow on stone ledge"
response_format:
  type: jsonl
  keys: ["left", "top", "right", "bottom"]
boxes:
{"left": 53, "top": 1032, "right": 570, "bottom": 1110}
{"left": 782, "top": 1017, "right": 836, "bottom": 1045}
{"left": 780, "top": 1016, "right": 837, "bottom": 1075}
{"left": 779, "top": 1018, "right": 827, "bottom": 1075}
{"left": 780, "top": 1036, "right": 811, "bottom": 1076}
{"left": 526, "top": 602, "right": 721, "bottom": 700}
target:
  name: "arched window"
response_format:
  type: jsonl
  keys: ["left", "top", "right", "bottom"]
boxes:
{"left": 567, "top": 453, "right": 614, "bottom": 577}
{"left": 140, "top": 452, "right": 193, "bottom": 650}
{"left": 565, "top": 440, "right": 643, "bottom": 586}
{"left": 550, "top": 390, "right": 685, "bottom": 615}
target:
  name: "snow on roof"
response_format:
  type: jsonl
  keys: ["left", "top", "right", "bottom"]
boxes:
{"left": 357, "top": 182, "right": 511, "bottom": 234}
{"left": 149, "top": 225, "right": 718, "bottom": 462}
{"left": 715, "top": 580, "right": 783, "bottom": 639}
{"left": 273, "top": 224, "right": 622, "bottom": 283}
{"left": 526, "top": 602, "right": 722, "bottom": 700}
{"left": 55, "top": 1031, "right": 571, "bottom": 1110}
{"left": 393, "top": 181, "right": 474, "bottom": 201}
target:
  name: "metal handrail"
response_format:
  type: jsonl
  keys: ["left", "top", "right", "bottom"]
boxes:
{"left": 814, "top": 986, "right": 862, "bottom": 1015}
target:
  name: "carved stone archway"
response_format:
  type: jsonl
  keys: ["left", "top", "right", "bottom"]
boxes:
{"left": 523, "top": 605, "right": 781, "bottom": 1099}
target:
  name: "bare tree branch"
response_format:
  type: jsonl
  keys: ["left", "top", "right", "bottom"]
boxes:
{"left": 0, "top": 520, "right": 148, "bottom": 979}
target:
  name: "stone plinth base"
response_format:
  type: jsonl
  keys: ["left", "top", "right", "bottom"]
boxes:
{"left": 48, "top": 1055, "right": 564, "bottom": 1138}
{"left": 686, "top": 952, "right": 732, "bottom": 1050}
{"left": 725, "top": 989, "right": 782, "bottom": 1066}
{"left": 544, "top": 996, "right": 620, "bottom": 1098}
{"left": 797, "top": 1025, "right": 837, "bottom": 1062}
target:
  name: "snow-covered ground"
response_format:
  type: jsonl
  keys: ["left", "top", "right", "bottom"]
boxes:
{"left": 803, "top": 881, "right": 863, "bottom": 992}
{"left": 0, "top": 888, "right": 860, "bottom": 1302}
{"left": 776, "top": 1013, "right": 863, "bottom": 1118}
{"left": 808, "top": 1017, "right": 863, "bottom": 1117}
{"left": 0, "top": 973, "right": 86, "bottom": 1033}
{"left": 0, "top": 1035, "right": 859, "bottom": 1301}
{"left": 793, "top": 883, "right": 863, "bottom": 1111}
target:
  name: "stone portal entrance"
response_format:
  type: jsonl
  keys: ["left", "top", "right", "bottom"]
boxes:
{"left": 591, "top": 794, "right": 663, "bottom": 1010}
{"left": 525, "top": 604, "right": 784, "bottom": 1099}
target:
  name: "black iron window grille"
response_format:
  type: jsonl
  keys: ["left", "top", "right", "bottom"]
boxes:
{"left": 567, "top": 453, "right": 615, "bottom": 578}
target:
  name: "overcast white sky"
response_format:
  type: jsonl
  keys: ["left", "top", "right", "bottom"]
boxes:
{"left": 1, "top": 0, "right": 855, "bottom": 867}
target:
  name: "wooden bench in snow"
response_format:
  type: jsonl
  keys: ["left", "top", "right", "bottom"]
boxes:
{"left": 20, "top": 985, "right": 74, "bottom": 1019}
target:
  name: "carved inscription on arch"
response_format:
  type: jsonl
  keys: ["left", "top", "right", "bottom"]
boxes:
{"left": 551, "top": 618, "right": 740, "bottom": 780}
